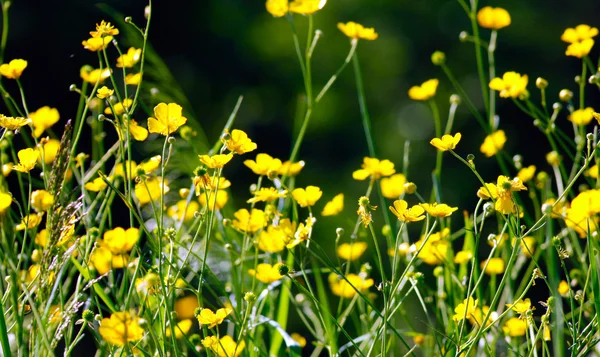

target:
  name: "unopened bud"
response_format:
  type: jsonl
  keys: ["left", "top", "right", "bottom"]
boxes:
{"left": 559, "top": 89, "right": 573, "bottom": 102}
{"left": 431, "top": 51, "right": 446, "bottom": 66}
{"left": 449, "top": 94, "right": 461, "bottom": 105}
{"left": 404, "top": 182, "right": 417, "bottom": 194}
{"left": 535, "top": 77, "right": 548, "bottom": 89}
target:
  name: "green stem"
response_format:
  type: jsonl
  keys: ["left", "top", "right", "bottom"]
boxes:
{"left": 352, "top": 53, "right": 376, "bottom": 157}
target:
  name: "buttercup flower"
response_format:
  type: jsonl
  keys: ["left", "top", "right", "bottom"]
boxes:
{"left": 454, "top": 250, "right": 473, "bottom": 264}
{"left": 247, "top": 187, "right": 287, "bottom": 203}
{"left": 414, "top": 228, "right": 450, "bottom": 265}
{"left": 29, "top": 107, "right": 59, "bottom": 138}
{"left": 0, "top": 192, "right": 12, "bottom": 213}
{"left": 0, "top": 59, "right": 27, "bottom": 79}
{"left": 0, "top": 114, "right": 31, "bottom": 130}
{"left": 337, "top": 22, "right": 378, "bottom": 40}
{"left": 503, "top": 317, "right": 527, "bottom": 337}
{"left": 408, "top": 79, "right": 439, "bottom": 101}
{"left": 353, "top": 157, "right": 395, "bottom": 180}
{"left": 199, "top": 153, "right": 234, "bottom": 169}
{"left": 419, "top": 202, "right": 458, "bottom": 217}
{"left": 39, "top": 139, "right": 60, "bottom": 165}
{"left": 278, "top": 160, "right": 305, "bottom": 176}
{"left": 481, "top": 257, "right": 505, "bottom": 275}
{"left": 90, "top": 20, "right": 119, "bottom": 37}
{"left": 175, "top": 296, "right": 200, "bottom": 319}
{"left": 328, "top": 273, "right": 374, "bottom": 299}
{"left": 232, "top": 208, "right": 266, "bottom": 233}
{"left": 202, "top": 335, "right": 245, "bottom": 357}
{"left": 125, "top": 72, "right": 142, "bottom": 85}
{"left": 561, "top": 24, "right": 598, "bottom": 43}
{"left": 196, "top": 307, "right": 232, "bottom": 329}
{"left": 507, "top": 298, "right": 532, "bottom": 318}
{"left": 322, "top": 193, "right": 344, "bottom": 216}
{"left": 127, "top": 119, "right": 149, "bottom": 141}
{"left": 453, "top": 297, "right": 478, "bottom": 322}
{"left": 244, "top": 153, "right": 283, "bottom": 176}
{"left": 292, "top": 186, "right": 322, "bottom": 207}
{"left": 558, "top": 280, "right": 570, "bottom": 296}
{"left": 135, "top": 177, "right": 169, "bottom": 205}
{"left": 98, "top": 311, "right": 144, "bottom": 347}
{"left": 249, "top": 263, "right": 286, "bottom": 283}
{"left": 266, "top": 0, "right": 288, "bottom": 17}
{"left": 489, "top": 72, "right": 528, "bottom": 98}
{"left": 116, "top": 47, "right": 142, "bottom": 68}
{"left": 389, "top": 199, "right": 425, "bottom": 222}
{"left": 566, "top": 39, "right": 595, "bottom": 58}
{"left": 103, "top": 227, "right": 140, "bottom": 255}
{"left": 168, "top": 200, "right": 200, "bottom": 222}
{"left": 257, "top": 221, "right": 294, "bottom": 253}
{"left": 82, "top": 36, "right": 113, "bottom": 52}
{"left": 80, "top": 67, "right": 111, "bottom": 84}
{"left": 570, "top": 108, "right": 594, "bottom": 125}
{"left": 148, "top": 102, "right": 188, "bottom": 135}
{"left": 380, "top": 173, "right": 406, "bottom": 199}
{"left": 477, "top": 175, "right": 527, "bottom": 215}
{"left": 430, "top": 133, "right": 461, "bottom": 151}
{"left": 477, "top": 7, "right": 511, "bottom": 30}
{"left": 96, "top": 86, "right": 114, "bottom": 99}
{"left": 14, "top": 148, "right": 39, "bottom": 173}
{"left": 165, "top": 319, "right": 192, "bottom": 339}
{"left": 223, "top": 129, "right": 257, "bottom": 155}
{"left": 30, "top": 190, "right": 54, "bottom": 212}
{"left": 15, "top": 213, "right": 44, "bottom": 230}
{"left": 289, "top": 0, "right": 326, "bottom": 15}
{"left": 337, "top": 242, "right": 368, "bottom": 261}
{"left": 105, "top": 99, "right": 133, "bottom": 116}
{"left": 84, "top": 177, "right": 108, "bottom": 192}
{"left": 517, "top": 165, "right": 536, "bottom": 183}
{"left": 480, "top": 130, "right": 506, "bottom": 157}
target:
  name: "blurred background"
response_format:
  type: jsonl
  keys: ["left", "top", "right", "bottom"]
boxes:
{"left": 4, "top": 0, "right": 600, "bottom": 352}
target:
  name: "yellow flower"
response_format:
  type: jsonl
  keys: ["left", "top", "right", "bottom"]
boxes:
{"left": 453, "top": 297, "right": 478, "bottom": 322}
{"left": 414, "top": 228, "right": 450, "bottom": 265}
{"left": 266, "top": 0, "right": 288, "bottom": 17}
{"left": 103, "top": 227, "right": 140, "bottom": 255}
{"left": 454, "top": 250, "right": 473, "bottom": 264}
{"left": 569, "top": 107, "right": 594, "bottom": 125}
{"left": 125, "top": 72, "right": 142, "bottom": 85}
{"left": 202, "top": 335, "right": 245, "bottom": 357}
{"left": 31, "top": 190, "right": 54, "bottom": 211}
{"left": 232, "top": 208, "right": 266, "bottom": 233}
{"left": 90, "top": 246, "right": 113, "bottom": 274}
{"left": 337, "top": 242, "right": 368, "bottom": 261}
{"left": 82, "top": 36, "right": 113, "bottom": 51}
{"left": 98, "top": 311, "right": 144, "bottom": 347}
{"left": 39, "top": 139, "right": 60, "bottom": 165}
{"left": 138, "top": 155, "right": 162, "bottom": 174}
{"left": 278, "top": 160, "right": 305, "bottom": 176}
{"left": 292, "top": 186, "right": 322, "bottom": 207}
{"left": 353, "top": 157, "right": 395, "bottom": 180}
{"left": 469, "top": 305, "right": 499, "bottom": 327}
{"left": 328, "top": 273, "right": 374, "bottom": 299}
{"left": 291, "top": 333, "right": 307, "bottom": 348}
{"left": 588, "top": 164, "right": 598, "bottom": 179}
{"left": 558, "top": 280, "right": 570, "bottom": 296}
{"left": 480, "top": 130, "right": 507, "bottom": 157}
{"left": 257, "top": 223, "right": 292, "bottom": 253}
{"left": 244, "top": 153, "right": 283, "bottom": 176}
{"left": 2, "top": 163, "right": 12, "bottom": 177}
{"left": 476, "top": 7, "right": 511, "bottom": 30}
{"left": 289, "top": 0, "right": 326, "bottom": 15}
{"left": 114, "top": 160, "right": 137, "bottom": 178}
{"left": 168, "top": 200, "right": 200, "bottom": 222}
{"left": 90, "top": 20, "right": 119, "bottom": 37}
{"left": 16, "top": 213, "right": 44, "bottom": 231}
{"left": 165, "top": 319, "right": 192, "bottom": 339}
{"left": 198, "top": 189, "right": 229, "bottom": 211}
{"left": 249, "top": 263, "right": 285, "bottom": 283}
{"left": 566, "top": 38, "right": 595, "bottom": 58}
{"left": 516, "top": 236, "right": 536, "bottom": 257}
{"left": 127, "top": 119, "right": 149, "bottom": 141}
{"left": 196, "top": 307, "right": 233, "bottom": 328}
{"left": 135, "top": 177, "right": 169, "bottom": 205}
{"left": 389, "top": 199, "right": 425, "bottom": 222}
{"left": 80, "top": 67, "right": 111, "bottom": 84}
{"left": 175, "top": 296, "right": 199, "bottom": 319}
{"left": 199, "top": 153, "right": 234, "bottom": 169}
{"left": 322, "top": 193, "right": 344, "bottom": 216}
{"left": 0, "top": 192, "right": 12, "bottom": 213}
{"left": 105, "top": 99, "right": 133, "bottom": 116}
{"left": 116, "top": 47, "right": 142, "bottom": 68}
{"left": 419, "top": 202, "right": 458, "bottom": 218}
{"left": 147, "top": 102, "right": 188, "bottom": 135}
{"left": 503, "top": 317, "right": 527, "bottom": 337}
{"left": 517, "top": 165, "right": 536, "bottom": 183}
{"left": 380, "top": 173, "right": 406, "bottom": 199}
{"left": 96, "top": 86, "right": 114, "bottom": 99}
{"left": 481, "top": 257, "right": 505, "bottom": 275}
{"left": 507, "top": 298, "right": 532, "bottom": 317}
{"left": 477, "top": 175, "right": 527, "bottom": 215}
{"left": 247, "top": 187, "right": 287, "bottom": 203}
{"left": 0, "top": 114, "right": 30, "bottom": 130}
{"left": 561, "top": 24, "right": 598, "bottom": 43}
{"left": 14, "top": 148, "right": 39, "bottom": 173}
{"left": 430, "top": 133, "right": 461, "bottom": 151}
{"left": 285, "top": 216, "right": 315, "bottom": 248}
{"left": 489, "top": 72, "right": 528, "bottom": 98}
{"left": 337, "top": 22, "right": 378, "bottom": 40}
{"left": 224, "top": 129, "right": 257, "bottom": 155}
{"left": 408, "top": 79, "right": 439, "bottom": 101}
{"left": 0, "top": 59, "right": 27, "bottom": 79}
{"left": 29, "top": 107, "right": 59, "bottom": 138}
{"left": 84, "top": 177, "right": 108, "bottom": 192}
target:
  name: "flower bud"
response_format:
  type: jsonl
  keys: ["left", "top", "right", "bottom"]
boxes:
{"left": 403, "top": 182, "right": 417, "bottom": 194}
{"left": 278, "top": 264, "right": 290, "bottom": 276}
{"left": 535, "top": 77, "right": 548, "bottom": 89}
{"left": 124, "top": 16, "right": 132, "bottom": 23}
{"left": 546, "top": 151, "right": 561, "bottom": 166}
{"left": 244, "top": 292, "right": 257, "bottom": 303}
{"left": 459, "top": 31, "right": 468, "bottom": 42}
{"left": 559, "top": 89, "right": 573, "bottom": 102}
{"left": 433, "top": 266, "right": 444, "bottom": 277}
{"left": 336, "top": 227, "right": 344, "bottom": 237}
{"left": 541, "top": 203, "right": 553, "bottom": 214}
{"left": 431, "top": 51, "right": 446, "bottom": 66}
{"left": 179, "top": 188, "right": 190, "bottom": 198}
{"left": 82, "top": 310, "right": 95, "bottom": 323}
{"left": 180, "top": 126, "right": 194, "bottom": 140}
{"left": 449, "top": 94, "right": 461, "bottom": 105}
{"left": 552, "top": 102, "right": 562, "bottom": 111}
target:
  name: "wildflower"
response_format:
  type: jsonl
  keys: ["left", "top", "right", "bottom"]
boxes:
{"left": 353, "top": 157, "right": 395, "bottom": 180}
{"left": 39, "top": 139, "right": 60, "bottom": 165}
{"left": 453, "top": 297, "right": 478, "bottom": 322}
{"left": 202, "top": 335, "right": 245, "bottom": 357}
{"left": 244, "top": 153, "right": 283, "bottom": 176}
{"left": 80, "top": 67, "right": 111, "bottom": 84}
{"left": 14, "top": 148, "right": 39, "bottom": 173}
{"left": 135, "top": 272, "right": 161, "bottom": 296}
{"left": 105, "top": 99, "right": 133, "bottom": 116}
{"left": 257, "top": 224, "right": 289, "bottom": 253}
{"left": 291, "top": 333, "right": 307, "bottom": 348}
{"left": 481, "top": 257, "right": 505, "bottom": 275}
{"left": 516, "top": 236, "right": 536, "bottom": 257}
{"left": 389, "top": 199, "right": 425, "bottom": 222}
{"left": 477, "top": 7, "right": 511, "bottom": 30}
{"left": 322, "top": 193, "right": 344, "bottom": 216}
{"left": 125, "top": 72, "right": 142, "bottom": 85}
{"left": 357, "top": 196, "right": 376, "bottom": 227}
{"left": 82, "top": 36, "right": 113, "bottom": 51}
{"left": 31, "top": 190, "right": 54, "bottom": 211}
{"left": 223, "top": 129, "right": 257, "bottom": 155}
{"left": 196, "top": 307, "right": 233, "bottom": 328}
{"left": 90, "top": 20, "right": 119, "bottom": 37}
{"left": 564, "top": 189, "right": 600, "bottom": 237}
{"left": 419, "top": 202, "right": 458, "bottom": 218}
{"left": 0, "top": 192, "right": 12, "bottom": 213}
{"left": 198, "top": 188, "right": 229, "bottom": 211}
{"left": 328, "top": 273, "right": 374, "bottom": 299}
{"left": 517, "top": 165, "right": 536, "bottom": 183}
{"left": 380, "top": 173, "right": 406, "bottom": 199}
{"left": 2, "top": 163, "right": 12, "bottom": 177}
{"left": 469, "top": 305, "right": 499, "bottom": 327}
{"left": 103, "top": 227, "right": 140, "bottom": 255}
{"left": 566, "top": 39, "right": 595, "bottom": 58}
{"left": 489, "top": 72, "right": 528, "bottom": 98}
{"left": 247, "top": 187, "right": 287, "bottom": 203}
{"left": 430, "top": 133, "right": 461, "bottom": 151}
{"left": 266, "top": 0, "right": 288, "bottom": 17}
{"left": 28, "top": 106, "right": 59, "bottom": 138}
{"left": 84, "top": 177, "right": 108, "bottom": 192}
{"left": 337, "top": 22, "right": 378, "bottom": 40}
{"left": 337, "top": 242, "right": 368, "bottom": 261}
{"left": 561, "top": 24, "right": 598, "bottom": 43}
{"left": 0, "top": 59, "right": 27, "bottom": 79}
{"left": 292, "top": 186, "right": 322, "bottom": 207}
{"left": 414, "top": 228, "right": 450, "bottom": 265}
{"left": 135, "top": 177, "right": 169, "bottom": 205}
{"left": 168, "top": 200, "right": 200, "bottom": 222}
{"left": 249, "top": 263, "right": 286, "bottom": 283}
{"left": 503, "top": 317, "right": 527, "bottom": 337}
{"left": 589, "top": 164, "right": 600, "bottom": 179}
{"left": 146, "top": 102, "right": 188, "bottom": 135}
{"left": 478, "top": 175, "right": 526, "bottom": 215}
{"left": 569, "top": 107, "right": 594, "bottom": 125}
{"left": 287, "top": 216, "right": 315, "bottom": 248}
{"left": 558, "top": 280, "right": 570, "bottom": 296}
{"left": 175, "top": 296, "right": 199, "bottom": 319}
{"left": 198, "top": 153, "right": 234, "bottom": 169}
{"left": 96, "top": 86, "right": 114, "bottom": 99}
{"left": 408, "top": 79, "right": 439, "bottom": 101}
{"left": 15, "top": 213, "right": 44, "bottom": 231}
{"left": 138, "top": 155, "right": 161, "bottom": 174}
{"left": 480, "top": 130, "right": 507, "bottom": 157}
{"left": 232, "top": 208, "right": 266, "bottom": 233}
{"left": 0, "top": 114, "right": 30, "bottom": 130}
{"left": 278, "top": 160, "right": 305, "bottom": 176}
{"left": 98, "top": 311, "right": 144, "bottom": 347}
{"left": 546, "top": 151, "right": 561, "bottom": 166}
{"left": 127, "top": 119, "right": 149, "bottom": 141}
{"left": 454, "top": 250, "right": 473, "bottom": 264}
{"left": 507, "top": 298, "right": 532, "bottom": 318}
{"left": 116, "top": 47, "right": 142, "bottom": 68}
{"left": 165, "top": 319, "right": 192, "bottom": 339}
{"left": 289, "top": 0, "right": 326, "bottom": 15}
